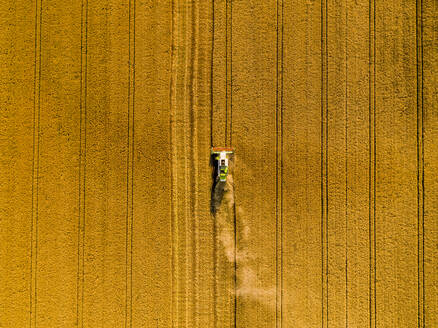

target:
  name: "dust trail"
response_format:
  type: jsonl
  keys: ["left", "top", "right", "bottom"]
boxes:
{"left": 214, "top": 174, "right": 235, "bottom": 263}
{"left": 236, "top": 267, "right": 276, "bottom": 303}
{"left": 213, "top": 171, "right": 276, "bottom": 309}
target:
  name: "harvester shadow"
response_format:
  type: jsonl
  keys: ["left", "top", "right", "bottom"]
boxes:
{"left": 211, "top": 181, "right": 225, "bottom": 214}
{"left": 210, "top": 153, "right": 225, "bottom": 214}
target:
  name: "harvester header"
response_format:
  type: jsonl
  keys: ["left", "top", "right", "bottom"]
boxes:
{"left": 211, "top": 147, "right": 234, "bottom": 154}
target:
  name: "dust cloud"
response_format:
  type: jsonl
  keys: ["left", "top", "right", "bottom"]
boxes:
{"left": 213, "top": 172, "right": 276, "bottom": 308}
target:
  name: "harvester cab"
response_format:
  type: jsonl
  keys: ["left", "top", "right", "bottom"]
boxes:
{"left": 211, "top": 147, "right": 234, "bottom": 183}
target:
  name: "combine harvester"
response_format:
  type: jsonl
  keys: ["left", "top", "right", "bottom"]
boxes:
{"left": 210, "top": 147, "right": 234, "bottom": 213}
{"left": 211, "top": 147, "right": 234, "bottom": 182}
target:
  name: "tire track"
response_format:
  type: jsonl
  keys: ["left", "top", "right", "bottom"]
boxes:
{"left": 210, "top": 1, "right": 217, "bottom": 325}
{"left": 422, "top": 1, "right": 437, "bottom": 326}
{"left": 76, "top": 0, "right": 88, "bottom": 326}
{"left": 125, "top": 0, "right": 135, "bottom": 326}
{"left": 30, "top": 1, "right": 42, "bottom": 327}
{"left": 225, "top": 0, "right": 232, "bottom": 147}
{"left": 188, "top": 0, "right": 200, "bottom": 326}
{"left": 368, "top": 0, "right": 377, "bottom": 325}
{"left": 182, "top": 1, "right": 192, "bottom": 325}
{"left": 344, "top": 3, "right": 349, "bottom": 325}
{"left": 275, "top": 0, "right": 284, "bottom": 326}
{"left": 170, "top": 1, "right": 179, "bottom": 326}
{"left": 210, "top": 0, "right": 215, "bottom": 149}
{"left": 211, "top": 0, "right": 227, "bottom": 147}
{"left": 171, "top": 1, "right": 199, "bottom": 325}
{"left": 375, "top": 0, "right": 419, "bottom": 325}
{"left": 321, "top": 0, "right": 329, "bottom": 326}
{"left": 191, "top": 0, "right": 200, "bottom": 325}
{"left": 415, "top": 0, "right": 425, "bottom": 326}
